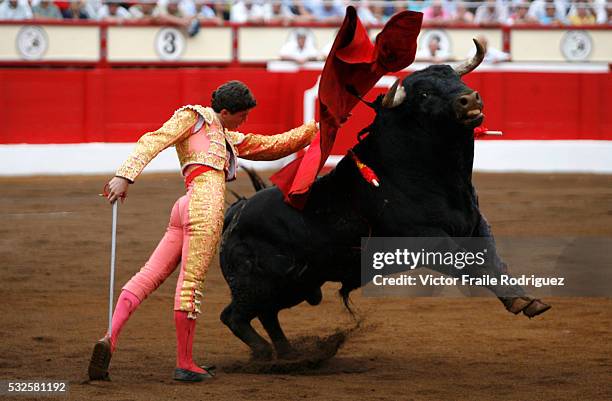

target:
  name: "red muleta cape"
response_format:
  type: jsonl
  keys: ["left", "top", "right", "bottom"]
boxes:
{"left": 270, "top": 6, "right": 423, "bottom": 209}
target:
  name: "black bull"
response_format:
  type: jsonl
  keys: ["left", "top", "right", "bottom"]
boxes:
{"left": 219, "top": 41, "right": 551, "bottom": 359}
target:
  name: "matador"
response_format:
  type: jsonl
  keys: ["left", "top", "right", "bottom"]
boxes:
{"left": 88, "top": 81, "right": 318, "bottom": 382}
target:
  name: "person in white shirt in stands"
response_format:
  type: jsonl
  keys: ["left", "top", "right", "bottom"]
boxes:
{"left": 415, "top": 34, "right": 451, "bottom": 63}
{"left": 468, "top": 34, "right": 510, "bottom": 63}
{"left": 356, "top": 0, "right": 381, "bottom": 25}
{"left": 527, "top": 0, "right": 570, "bottom": 24}
{"left": 231, "top": 0, "right": 272, "bottom": 23}
{"left": 97, "top": 0, "right": 131, "bottom": 20}
{"left": 279, "top": 28, "right": 321, "bottom": 64}
{"left": 0, "top": 0, "right": 32, "bottom": 19}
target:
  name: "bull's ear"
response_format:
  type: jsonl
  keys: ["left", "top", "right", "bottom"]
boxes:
{"left": 454, "top": 38, "right": 485, "bottom": 76}
{"left": 382, "top": 79, "right": 406, "bottom": 109}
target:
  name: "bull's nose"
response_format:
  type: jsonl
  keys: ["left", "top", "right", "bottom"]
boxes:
{"left": 455, "top": 91, "right": 483, "bottom": 112}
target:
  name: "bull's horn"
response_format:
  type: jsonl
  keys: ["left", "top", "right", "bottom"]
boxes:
{"left": 454, "top": 38, "right": 485, "bottom": 76}
{"left": 382, "top": 79, "right": 406, "bottom": 108}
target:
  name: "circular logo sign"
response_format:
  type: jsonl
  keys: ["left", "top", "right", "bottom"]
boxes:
{"left": 561, "top": 31, "right": 592, "bottom": 61}
{"left": 155, "top": 28, "right": 185, "bottom": 61}
{"left": 16, "top": 26, "right": 48, "bottom": 60}
{"left": 419, "top": 29, "right": 452, "bottom": 58}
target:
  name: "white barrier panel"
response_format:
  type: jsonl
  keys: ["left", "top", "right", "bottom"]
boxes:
{"left": 511, "top": 29, "right": 612, "bottom": 62}
{"left": 238, "top": 27, "right": 337, "bottom": 62}
{"left": 1, "top": 141, "right": 611, "bottom": 176}
{"left": 0, "top": 25, "right": 99, "bottom": 61}
{"left": 0, "top": 144, "right": 288, "bottom": 176}
{"left": 107, "top": 26, "right": 232, "bottom": 62}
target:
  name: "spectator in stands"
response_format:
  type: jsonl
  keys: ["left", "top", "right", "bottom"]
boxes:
{"left": 527, "top": 0, "right": 570, "bottom": 24}
{"left": 177, "top": 0, "right": 196, "bottom": 16}
{"left": 213, "top": 1, "right": 230, "bottom": 20}
{"left": 129, "top": 1, "right": 157, "bottom": 19}
{"left": 474, "top": 0, "right": 508, "bottom": 24}
{"left": 156, "top": 0, "right": 194, "bottom": 27}
{"left": 415, "top": 34, "right": 451, "bottom": 62}
{"left": 62, "top": 0, "right": 90, "bottom": 18}
{"left": 279, "top": 28, "right": 321, "bottom": 64}
{"left": 370, "top": 2, "right": 385, "bottom": 23}
{"left": 0, "top": 0, "right": 33, "bottom": 19}
{"left": 280, "top": 0, "right": 315, "bottom": 22}
{"left": 507, "top": 0, "right": 537, "bottom": 24}
{"left": 266, "top": 1, "right": 299, "bottom": 24}
{"left": 357, "top": 0, "right": 381, "bottom": 25}
{"left": 423, "top": 0, "right": 451, "bottom": 24}
{"left": 32, "top": 0, "right": 62, "bottom": 18}
{"left": 83, "top": 0, "right": 103, "bottom": 19}
{"left": 450, "top": 2, "right": 474, "bottom": 24}
{"left": 231, "top": 0, "right": 269, "bottom": 23}
{"left": 568, "top": 0, "right": 596, "bottom": 24}
{"left": 195, "top": 2, "right": 224, "bottom": 24}
{"left": 293, "top": 1, "right": 317, "bottom": 21}
{"left": 97, "top": 0, "right": 131, "bottom": 20}
{"left": 606, "top": 2, "right": 612, "bottom": 24}
{"left": 469, "top": 34, "right": 510, "bottom": 63}
{"left": 305, "top": 0, "right": 344, "bottom": 22}
{"left": 538, "top": 1, "right": 564, "bottom": 24}
{"left": 593, "top": 0, "right": 607, "bottom": 23}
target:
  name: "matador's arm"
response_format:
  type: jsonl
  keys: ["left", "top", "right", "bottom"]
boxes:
{"left": 115, "top": 109, "right": 198, "bottom": 182}
{"left": 227, "top": 121, "right": 318, "bottom": 161}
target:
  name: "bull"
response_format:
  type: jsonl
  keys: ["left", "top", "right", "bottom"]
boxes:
{"left": 219, "top": 39, "right": 551, "bottom": 360}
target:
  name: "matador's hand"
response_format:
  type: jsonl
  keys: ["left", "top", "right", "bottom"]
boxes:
{"left": 105, "top": 176, "right": 129, "bottom": 203}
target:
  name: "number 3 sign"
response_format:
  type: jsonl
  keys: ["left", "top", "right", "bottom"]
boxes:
{"left": 155, "top": 28, "right": 185, "bottom": 61}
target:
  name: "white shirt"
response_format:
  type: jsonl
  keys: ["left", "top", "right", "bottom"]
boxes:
{"left": 97, "top": 4, "right": 132, "bottom": 19}
{"left": 0, "top": 0, "right": 32, "bottom": 20}
{"left": 231, "top": 0, "right": 272, "bottom": 23}
{"left": 279, "top": 35, "right": 321, "bottom": 63}
{"left": 527, "top": 0, "right": 570, "bottom": 23}
{"left": 416, "top": 46, "right": 451, "bottom": 61}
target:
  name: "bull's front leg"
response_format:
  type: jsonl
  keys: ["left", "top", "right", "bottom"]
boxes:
{"left": 474, "top": 212, "right": 551, "bottom": 318}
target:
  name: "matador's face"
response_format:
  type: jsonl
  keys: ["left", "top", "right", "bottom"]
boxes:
{"left": 220, "top": 109, "right": 251, "bottom": 130}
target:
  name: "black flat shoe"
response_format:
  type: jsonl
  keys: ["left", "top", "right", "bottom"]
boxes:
{"left": 173, "top": 368, "right": 214, "bottom": 382}
{"left": 88, "top": 337, "right": 112, "bottom": 381}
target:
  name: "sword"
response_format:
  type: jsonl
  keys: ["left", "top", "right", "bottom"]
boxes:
{"left": 108, "top": 200, "right": 118, "bottom": 335}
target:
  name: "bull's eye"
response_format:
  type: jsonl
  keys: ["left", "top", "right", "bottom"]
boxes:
{"left": 421, "top": 92, "right": 428, "bottom": 98}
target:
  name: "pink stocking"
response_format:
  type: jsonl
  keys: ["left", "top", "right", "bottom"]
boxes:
{"left": 107, "top": 290, "right": 141, "bottom": 352}
{"left": 174, "top": 311, "right": 204, "bottom": 373}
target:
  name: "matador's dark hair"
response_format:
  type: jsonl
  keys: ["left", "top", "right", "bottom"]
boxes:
{"left": 211, "top": 80, "right": 257, "bottom": 113}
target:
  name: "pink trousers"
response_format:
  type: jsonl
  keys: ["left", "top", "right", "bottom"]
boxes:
{"left": 123, "top": 169, "right": 225, "bottom": 318}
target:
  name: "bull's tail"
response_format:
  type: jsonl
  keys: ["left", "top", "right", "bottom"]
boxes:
{"left": 339, "top": 284, "right": 357, "bottom": 319}
{"left": 226, "top": 167, "right": 268, "bottom": 204}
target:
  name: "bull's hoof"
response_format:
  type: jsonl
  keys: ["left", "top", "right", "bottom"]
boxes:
{"left": 251, "top": 346, "right": 274, "bottom": 361}
{"left": 276, "top": 347, "right": 300, "bottom": 360}
{"left": 505, "top": 297, "right": 533, "bottom": 315}
{"left": 522, "top": 299, "right": 551, "bottom": 318}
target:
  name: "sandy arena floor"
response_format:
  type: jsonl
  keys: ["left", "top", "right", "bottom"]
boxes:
{"left": 0, "top": 171, "right": 611, "bottom": 401}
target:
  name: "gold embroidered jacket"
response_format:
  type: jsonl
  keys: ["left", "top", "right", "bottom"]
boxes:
{"left": 115, "top": 105, "right": 318, "bottom": 182}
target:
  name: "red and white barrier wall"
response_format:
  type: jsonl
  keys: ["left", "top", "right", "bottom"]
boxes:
{"left": 1, "top": 63, "right": 611, "bottom": 175}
